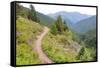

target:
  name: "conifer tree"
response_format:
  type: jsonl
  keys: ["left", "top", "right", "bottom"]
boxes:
{"left": 63, "top": 21, "right": 69, "bottom": 31}
{"left": 29, "top": 5, "right": 40, "bottom": 22}
{"left": 76, "top": 47, "right": 85, "bottom": 60}
{"left": 55, "top": 16, "right": 63, "bottom": 33}
{"left": 51, "top": 23, "right": 58, "bottom": 35}
{"left": 51, "top": 15, "right": 70, "bottom": 35}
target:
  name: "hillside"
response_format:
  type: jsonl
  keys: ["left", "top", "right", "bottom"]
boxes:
{"left": 42, "top": 31, "right": 81, "bottom": 62}
{"left": 16, "top": 16, "right": 43, "bottom": 65}
{"left": 16, "top": 4, "right": 54, "bottom": 26}
{"left": 48, "top": 11, "right": 91, "bottom": 24}
{"left": 79, "top": 28, "right": 96, "bottom": 47}
{"left": 72, "top": 16, "right": 96, "bottom": 34}
{"left": 16, "top": 3, "right": 97, "bottom": 65}
{"left": 36, "top": 12, "right": 55, "bottom": 26}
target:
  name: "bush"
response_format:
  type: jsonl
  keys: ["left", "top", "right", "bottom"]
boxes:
{"left": 42, "top": 32, "right": 77, "bottom": 63}
{"left": 16, "top": 17, "right": 43, "bottom": 65}
{"left": 16, "top": 43, "right": 41, "bottom": 65}
{"left": 76, "top": 46, "right": 96, "bottom": 61}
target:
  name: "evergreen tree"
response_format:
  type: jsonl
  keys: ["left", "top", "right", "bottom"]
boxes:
{"left": 51, "top": 15, "right": 70, "bottom": 35}
{"left": 29, "top": 5, "right": 40, "bottom": 22}
{"left": 76, "top": 47, "right": 85, "bottom": 60}
{"left": 27, "top": 10, "right": 33, "bottom": 20}
{"left": 51, "top": 23, "right": 58, "bottom": 35}
{"left": 55, "top": 16, "right": 63, "bottom": 33}
{"left": 63, "top": 21, "right": 69, "bottom": 31}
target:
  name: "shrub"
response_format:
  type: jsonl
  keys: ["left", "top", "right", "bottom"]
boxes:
{"left": 16, "top": 17, "right": 43, "bottom": 65}
{"left": 16, "top": 43, "right": 41, "bottom": 65}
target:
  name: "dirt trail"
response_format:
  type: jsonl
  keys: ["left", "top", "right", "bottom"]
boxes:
{"left": 34, "top": 27, "right": 54, "bottom": 64}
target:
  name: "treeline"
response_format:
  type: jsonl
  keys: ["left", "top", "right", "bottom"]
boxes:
{"left": 16, "top": 4, "right": 40, "bottom": 23}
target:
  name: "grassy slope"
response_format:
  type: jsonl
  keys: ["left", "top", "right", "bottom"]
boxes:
{"left": 42, "top": 30, "right": 81, "bottom": 63}
{"left": 16, "top": 16, "right": 43, "bottom": 65}
{"left": 42, "top": 29, "right": 96, "bottom": 63}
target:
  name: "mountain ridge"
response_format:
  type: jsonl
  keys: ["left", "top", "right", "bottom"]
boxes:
{"left": 72, "top": 15, "right": 96, "bottom": 34}
{"left": 48, "top": 11, "right": 92, "bottom": 24}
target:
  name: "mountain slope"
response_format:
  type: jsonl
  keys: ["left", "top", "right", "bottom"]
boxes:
{"left": 72, "top": 16, "right": 96, "bottom": 33}
{"left": 82, "top": 28, "right": 96, "bottom": 47}
{"left": 16, "top": 16, "right": 43, "bottom": 65}
{"left": 16, "top": 4, "right": 54, "bottom": 26}
{"left": 48, "top": 11, "right": 91, "bottom": 24}
{"left": 36, "top": 12, "right": 55, "bottom": 26}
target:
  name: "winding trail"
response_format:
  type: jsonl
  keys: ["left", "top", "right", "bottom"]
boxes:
{"left": 34, "top": 27, "right": 54, "bottom": 64}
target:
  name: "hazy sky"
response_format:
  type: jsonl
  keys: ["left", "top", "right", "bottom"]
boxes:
{"left": 19, "top": 3, "right": 96, "bottom": 15}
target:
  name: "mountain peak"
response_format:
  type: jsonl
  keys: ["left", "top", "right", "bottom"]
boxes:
{"left": 48, "top": 11, "right": 92, "bottom": 24}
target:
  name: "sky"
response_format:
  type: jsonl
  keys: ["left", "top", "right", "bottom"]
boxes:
{"left": 19, "top": 3, "right": 96, "bottom": 15}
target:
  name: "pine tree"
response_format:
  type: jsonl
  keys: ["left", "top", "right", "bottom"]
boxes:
{"left": 55, "top": 16, "right": 63, "bottom": 33}
{"left": 51, "top": 15, "right": 70, "bottom": 35}
{"left": 27, "top": 10, "right": 33, "bottom": 20}
{"left": 76, "top": 47, "right": 85, "bottom": 60}
{"left": 29, "top": 5, "right": 40, "bottom": 22}
{"left": 51, "top": 23, "right": 58, "bottom": 35}
{"left": 63, "top": 21, "right": 69, "bottom": 31}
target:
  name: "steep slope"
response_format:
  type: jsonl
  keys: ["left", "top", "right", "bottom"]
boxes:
{"left": 36, "top": 12, "right": 55, "bottom": 26}
{"left": 16, "top": 16, "right": 43, "bottom": 65}
{"left": 80, "top": 28, "right": 96, "bottom": 47}
{"left": 72, "top": 16, "right": 96, "bottom": 33}
{"left": 16, "top": 4, "right": 54, "bottom": 26}
{"left": 42, "top": 29, "right": 81, "bottom": 63}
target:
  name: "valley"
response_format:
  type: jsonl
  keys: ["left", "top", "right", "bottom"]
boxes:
{"left": 16, "top": 3, "right": 97, "bottom": 65}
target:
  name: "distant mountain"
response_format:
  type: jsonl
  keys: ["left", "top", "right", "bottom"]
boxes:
{"left": 48, "top": 11, "right": 91, "bottom": 24}
{"left": 36, "top": 12, "right": 55, "bottom": 26}
{"left": 72, "top": 15, "right": 96, "bottom": 34}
